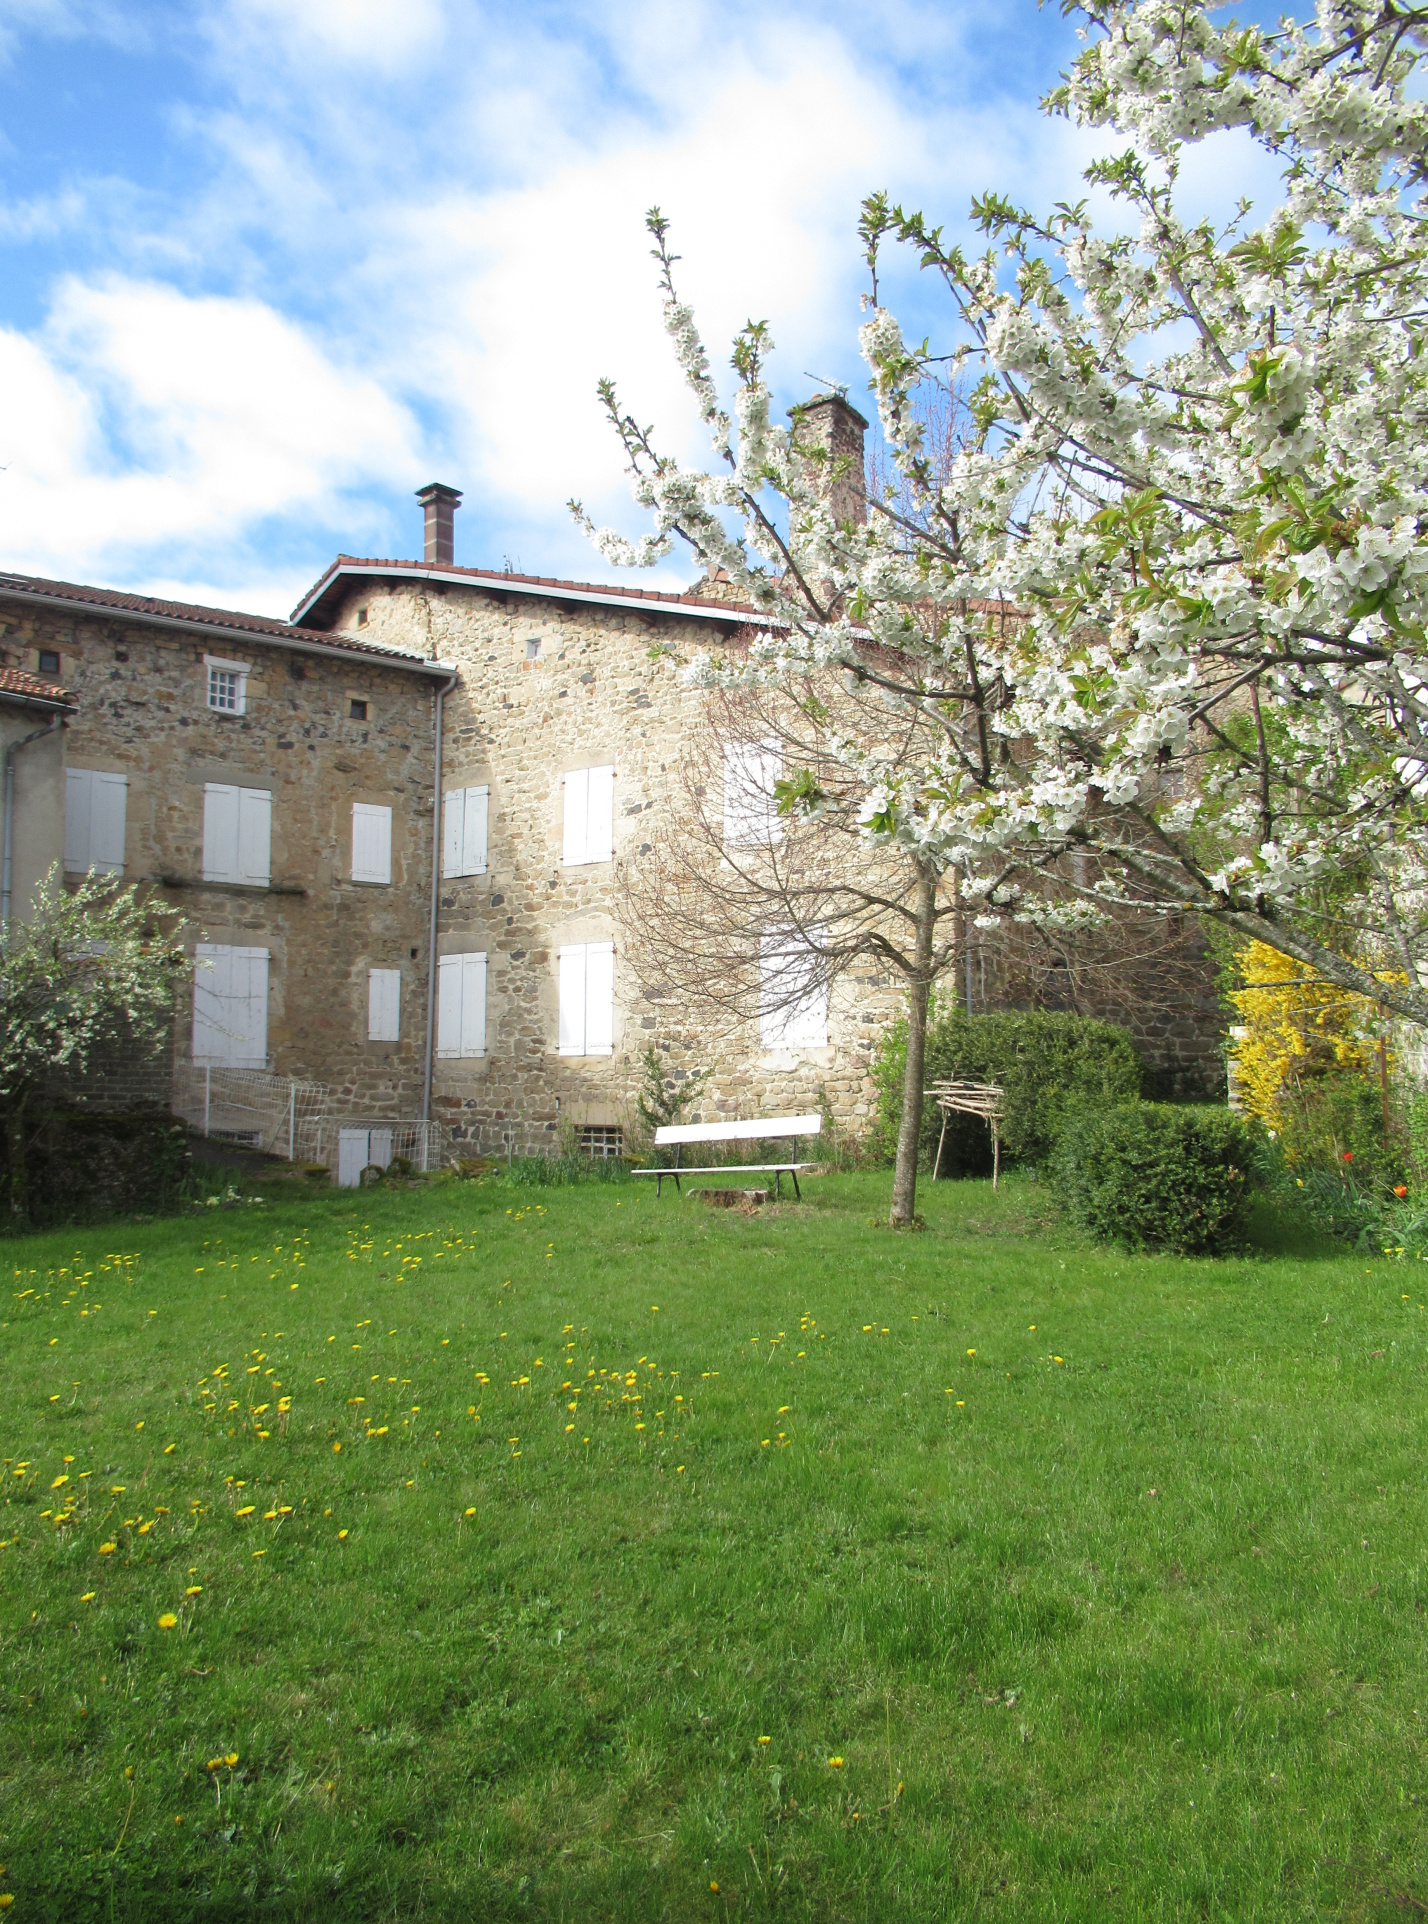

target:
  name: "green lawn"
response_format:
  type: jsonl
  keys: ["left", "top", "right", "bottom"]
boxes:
{"left": 2, "top": 1169, "right": 1426, "bottom": 1921}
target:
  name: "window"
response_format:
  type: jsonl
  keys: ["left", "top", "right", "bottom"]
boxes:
{"left": 723, "top": 742, "right": 783, "bottom": 846}
{"left": 436, "top": 952, "right": 487, "bottom": 1058}
{"left": 205, "top": 656, "right": 249, "bottom": 715}
{"left": 558, "top": 942, "right": 615, "bottom": 1056}
{"left": 64, "top": 769, "right": 127, "bottom": 876}
{"left": 562, "top": 766, "right": 614, "bottom": 867}
{"left": 526, "top": 638, "right": 541, "bottom": 660}
{"left": 192, "top": 944, "right": 269, "bottom": 1066}
{"left": 442, "top": 785, "right": 489, "bottom": 878}
{"left": 367, "top": 968, "right": 401, "bottom": 1042}
{"left": 355, "top": 607, "right": 369, "bottom": 628}
{"left": 760, "top": 932, "right": 828, "bottom": 1050}
{"left": 37, "top": 649, "right": 59, "bottom": 676}
{"left": 202, "top": 783, "right": 271, "bottom": 887}
{"left": 351, "top": 803, "right": 392, "bottom": 883}
{"left": 349, "top": 699, "right": 368, "bottom": 722}
{"left": 577, "top": 1124, "right": 623, "bottom": 1159}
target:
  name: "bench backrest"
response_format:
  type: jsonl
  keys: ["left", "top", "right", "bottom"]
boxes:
{"left": 654, "top": 1113, "right": 822, "bottom": 1147}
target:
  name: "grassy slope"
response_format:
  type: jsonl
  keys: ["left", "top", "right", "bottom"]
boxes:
{"left": 1, "top": 1171, "right": 1426, "bottom": 1921}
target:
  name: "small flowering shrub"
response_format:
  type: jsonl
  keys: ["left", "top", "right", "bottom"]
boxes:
{"left": 1052, "top": 1104, "right": 1261, "bottom": 1256}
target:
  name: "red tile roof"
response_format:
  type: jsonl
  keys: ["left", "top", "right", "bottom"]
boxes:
{"left": 0, "top": 570, "right": 450, "bottom": 672}
{"left": 0, "top": 663, "right": 75, "bottom": 707}
{"left": 291, "top": 555, "right": 771, "bottom": 629}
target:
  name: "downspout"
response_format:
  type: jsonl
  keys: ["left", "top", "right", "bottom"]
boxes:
{"left": 2, "top": 715, "right": 62, "bottom": 936}
{"left": 422, "top": 672, "right": 458, "bottom": 1124}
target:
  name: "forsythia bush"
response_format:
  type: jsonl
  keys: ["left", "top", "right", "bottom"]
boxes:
{"left": 1052, "top": 1104, "right": 1260, "bottom": 1255}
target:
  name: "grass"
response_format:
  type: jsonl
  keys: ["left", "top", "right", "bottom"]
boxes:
{"left": 2, "top": 1168, "right": 1427, "bottom": 1920}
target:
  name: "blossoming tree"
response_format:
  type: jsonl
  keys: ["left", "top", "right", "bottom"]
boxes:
{"left": 0, "top": 869, "right": 185, "bottom": 1220}
{"left": 576, "top": 0, "right": 1428, "bottom": 1221}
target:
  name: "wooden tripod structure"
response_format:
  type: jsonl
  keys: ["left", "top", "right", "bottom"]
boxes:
{"left": 928, "top": 1080, "right": 1006, "bottom": 1189}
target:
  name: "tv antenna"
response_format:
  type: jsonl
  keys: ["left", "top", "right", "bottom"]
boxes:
{"left": 802, "top": 371, "right": 849, "bottom": 401}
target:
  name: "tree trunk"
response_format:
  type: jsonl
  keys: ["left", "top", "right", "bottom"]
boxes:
{"left": 890, "top": 867, "right": 937, "bottom": 1226}
{"left": 4, "top": 1090, "right": 30, "bottom": 1226}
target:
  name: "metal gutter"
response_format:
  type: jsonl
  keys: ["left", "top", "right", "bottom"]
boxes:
{"left": 291, "top": 561, "right": 778, "bottom": 630}
{"left": 422, "top": 671, "right": 459, "bottom": 1136}
{"left": 0, "top": 581, "right": 456, "bottom": 678}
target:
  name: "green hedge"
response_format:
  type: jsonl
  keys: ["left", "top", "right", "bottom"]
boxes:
{"left": 871, "top": 1003, "right": 1144, "bottom": 1174}
{"left": 1051, "top": 1103, "right": 1260, "bottom": 1254}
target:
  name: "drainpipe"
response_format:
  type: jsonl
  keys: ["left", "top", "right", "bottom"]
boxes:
{"left": 422, "top": 672, "right": 459, "bottom": 1129}
{"left": 2, "top": 715, "right": 62, "bottom": 936}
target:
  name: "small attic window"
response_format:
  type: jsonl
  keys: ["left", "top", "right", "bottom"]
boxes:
{"left": 525, "top": 637, "right": 541, "bottom": 660}
{"left": 349, "top": 699, "right": 369, "bottom": 722}
{"left": 355, "top": 607, "right": 369, "bottom": 628}
{"left": 37, "top": 649, "right": 59, "bottom": 675}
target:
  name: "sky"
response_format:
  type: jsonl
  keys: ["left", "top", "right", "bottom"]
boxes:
{"left": 0, "top": 0, "right": 1285, "bottom": 619}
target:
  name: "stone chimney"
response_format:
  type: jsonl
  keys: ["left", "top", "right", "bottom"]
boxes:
{"left": 787, "top": 393, "right": 868, "bottom": 529}
{"left": 415, "top": 482, "right": 463, "bottom": 566}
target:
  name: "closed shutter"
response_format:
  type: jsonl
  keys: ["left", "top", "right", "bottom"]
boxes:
{"left": 202, "top": 784, "right": 240, "bottom": 882}
{"left": 462, "top": 786, "right": 489, "bottom": 874}
{"left": 436, "top": 952, "right": 486, "bottom": 1058}
{"left": 352, "top": 803, "right": 392, "bottom": 883}
{"left": 460, "top": 952, "right": 487, "bottom": 1057}
{"left": 723, "top": 742, "right": 782, "bottom": 846}
{"left": 585, "top": 766, "right": 614, "bottom": 863}
{"left": 367, "top": 968, "right": 401, "bottom": 1041}
{"left": 562, "top": 769, "right": 589, "bottom": 867}
{"left": 558, "top": 945, "right": 586, "bottom": 1055}
{"left": 760, "top": 932, "right": 826, "bottom": 1050}
{"left": 65, "top": 768, "right": 127, "bottom": 875}
{"left": 442, "top": 788, "right": 465, "bottom": 879}
{"left": 193, "top": 944, "right": 269, "bottom": 1065}
{"left": 584, "top": 940, "right": 615, "bottom": 1055}
{"left": 337, "top": 1129, "right": 370, "bottom": 1188}
{"left": 237, "top": 788, "right": 271, "bottom": 887}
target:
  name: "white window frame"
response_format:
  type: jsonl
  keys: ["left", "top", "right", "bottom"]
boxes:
{"left": 558, "top": 941, "right": 615, "bottom": 1057}
{"left": 351, "top": 802, "right": 393, "bottom": 884}
{"left": 436, "top": 952, "right": 488, "bottom": 1059}
{"left": 760, "top": 931, "right": 828, "bottom": 1051}
{"left": 723, "top": 741, "right": 783, "bottom": 847}
{"left": 201, "top": 782, "right": 272, "bottom": 887}
{"left": 367, "top": 968, "right": 401, "bottom": 1042}
{"left": 562, "top": 765, "right": 615, "bottom": 867}
{"left": 442, "top": 785, "right": 489, "bottom": 878}
{"left": 191, "top": 943, "right": 269, "bottom": 1067}
{"left": 204, "top": 655, "right": 250, "bottom": 716}
{"left": 64, "top": 768, "right": 127, "bottom": 876}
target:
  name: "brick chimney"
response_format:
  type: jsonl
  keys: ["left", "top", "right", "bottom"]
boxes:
{"left": 787, "top": 393, "right": 868, "bottom": 529}
{"left": 415, "top": 482, "right": 462, "bottom": 566}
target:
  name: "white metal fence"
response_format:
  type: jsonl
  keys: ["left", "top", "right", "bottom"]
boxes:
{"left": 172, "top": 1064, "right": 446, "bottom": 1184}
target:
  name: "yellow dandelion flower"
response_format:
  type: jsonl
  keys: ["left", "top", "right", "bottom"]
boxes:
{"left": 758, "top": 1736, "right": 771, "bottom": 1746}
{"left": 828, "top": 1756, "right": 844, "bottom": 1768}
{"left": 98, "top": 1542, "right": 116, "bottom": 1554}
{"left": 186, "top": 1586, "right": 202, "bottom": 1596}
{"left": 337, "top": 1529, "right": 348, "bottom": 1540}
{"left": 80, "top": 1591, "right": 96, "bottom": 1602}
{"left": 157, "top": 1613, "right": 177, "bottom": 1629}
{"left": 464, "top": 1507, "right": 475, "bottom": 1517}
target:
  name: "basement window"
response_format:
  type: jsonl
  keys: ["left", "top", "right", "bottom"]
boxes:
{"left": 576, "top": 1125, "right": 623, "bottom": 1159}
{"left": 349, "top": 699, "right": 369, "bottom": 722}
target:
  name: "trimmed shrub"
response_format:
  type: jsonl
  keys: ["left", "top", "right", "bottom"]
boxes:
{"left": 1052, "top": 1103, "right": 1260, "bottom": 1254}
{"left": 871, "top": 1002, "right": 1144, "bottom": 1174}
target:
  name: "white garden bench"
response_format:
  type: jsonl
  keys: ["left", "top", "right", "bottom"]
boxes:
{"left": 633, "top": 1113, "right": 822, "bottom": 1200}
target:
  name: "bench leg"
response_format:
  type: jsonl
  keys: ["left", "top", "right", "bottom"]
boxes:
{"left": 673, "top": 1173, "right": 681, "bottom": 1194}
{"left": 774, "top": 1170, "right": 781, "bottom": 1200}
{"left": 791, "top": 1168, "right": 801, "bottom": 1201}
{"left": 655, "top": 1172, "right": 662, "bottom": 1199}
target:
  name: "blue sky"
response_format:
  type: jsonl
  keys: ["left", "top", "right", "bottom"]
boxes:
{"left": 0, "top": 0, "right": 1278, "bottom": 617}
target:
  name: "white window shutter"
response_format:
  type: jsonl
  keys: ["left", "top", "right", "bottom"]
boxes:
{"left": 760, "top": 931, "right": 826, "bottom": 1049}
{"left": 442, "top": 789, "right": 464, "bottom": 879}
{"left": 231, "top": 948, "right": 269, "bottom": 1065}
{"left": 562, "top": 769, "right": 589, "bottom": 866}
{"left": 237, "top": 788, "right": 271, "bottom": 887}
{"left": 460, "top": 953, "right": 487, "bottom": 1056}
{"left": 90, "top": 772, "right": 127, "bottom": 874}
{"left": 585, "top": 941, "right": 615, "bottom": 1055}
{"left": 192, "top": 943, "right": 231, "bottom": 1059}
{"left": 724, "top": 742, "right": 782, "bottom": 847}
{"left": 64, "top": 768, "right": 91, "bottom": 873}
{"left": 436, "top": 955, "right": 463, "bottom": 1058}
{"left": 367, "top": 968, "right": 401, "bottom": 1042}
{"left": 463, "top": 786, "right": 489, "bottom": 875}
{"left": 202, "top": 784, "right": 240, "bottom": 882}
{"left": 352, "top": 803, "right": 392, "bottom": 883}
{"left": 586, "top": 766, "right": 614, "bottom": 863}
{"left": 558, "top": 945, "right": 587, "bottom": 1055}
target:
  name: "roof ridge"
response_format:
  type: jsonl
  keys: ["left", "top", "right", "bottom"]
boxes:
{"left": 293, "top": 555, "right": 770, "bottom": 624}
